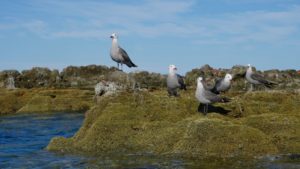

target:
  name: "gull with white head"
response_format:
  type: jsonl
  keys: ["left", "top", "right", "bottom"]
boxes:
{"left": 110, "top": 33, "right": 137, "bottom": 70}
{"left": 211, "top": 73, "right": 233, "bottom": 94}
{"left": 195, "top": 77, "right": 230, "bottom": 115}
{"left": 167, "top": 64, "right": 186, "bottom": 97}
{"left": 246, "top": 64, "right": 277, "bottom": 91}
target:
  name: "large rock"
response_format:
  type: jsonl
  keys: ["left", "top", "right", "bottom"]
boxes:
{"left": 0, "top": 88, "right": 94, "bottom": 115}
{"left": 224, "top": 91, "right": 300, "bottom": 117}
{"left": 128, "top": 71, "right": 166, "bottom": 90}
{"left": 173, "top": 118, "right": 277, "bottom": 158}
{"left": 243, "top": 113, "right": 300, "bottom": 154}
{"left": 0, "top": 70, "right": 21, "bottom": 88}
{"left": 0, "top": 89, "right": 33, "bottom": 115}
{"left": 47, "top": 91, "right": 300, "bottom": 158}
{"left": 17, "top": 67, "right": 56, "bottom": 88}
{"left": 17, "top": 89, "right": 93, "bottom": 113}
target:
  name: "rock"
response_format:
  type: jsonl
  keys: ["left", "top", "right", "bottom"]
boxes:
{"left": 17, "top": 89, "right": 93, "bottom": 113}
{"left": 243, "top": 114, "right": 300, "bottom": 154}
{"left": 95, "top": 81, "right": 122, "bottom": 97}
{"left": 0, "top": 88, "right": 94, "bottom": 115}
{"left": 185, "top": 68, "right": 205, "bottom": 86}
{"left": 174, "top": 118, "right": 278, "bottom": 158}
{"left": 6, "top": 76, "right": 16, "bottom": 89}
{"left": 18, "top": 67, "right": 54, "bottom": 88}
{"left": 0, "top": 70, "right": 21, "bottom": 88}
{"left": 128, "top": 71, "right": 166, "bottom": 90}
{"left": 47, "top": 91, "right": 300, "bottom": 158}
{"left": 105, "top": 70, "right": 128, "bottom": 84}
{"left": 60, "top": 65, "right": 112, "bottom": 78}
{"left": 1, "top": 64, "right": 299, "bottom": 91}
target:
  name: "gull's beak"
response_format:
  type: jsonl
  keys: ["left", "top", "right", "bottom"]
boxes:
{"left": 173, "top": 67, "right": 177, "bottom": 70}
{"left": 110, "top": 35, "right": 113, "bottom": 38}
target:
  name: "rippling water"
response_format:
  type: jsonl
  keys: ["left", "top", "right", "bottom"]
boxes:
{"left": 0, "top": 112, "right": 299, "bottom": 169}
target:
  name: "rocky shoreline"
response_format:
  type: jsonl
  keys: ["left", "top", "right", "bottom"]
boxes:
{"left": 1, "top": 64, "right": 299, "bottom": 159}
{"left": 46, "top": 90, "right": 300, "bottom": 159}
{"left": 0, "top": 88, "right": 94, "bottom": 115}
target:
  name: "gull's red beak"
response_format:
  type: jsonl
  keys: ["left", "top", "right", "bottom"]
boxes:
{"left": 173, "top": 67, "right": 177, "bottom": 70}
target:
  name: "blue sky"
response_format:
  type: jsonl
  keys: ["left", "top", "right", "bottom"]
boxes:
{"left": 0, "top": 0, "right": 299, "bottom": 74}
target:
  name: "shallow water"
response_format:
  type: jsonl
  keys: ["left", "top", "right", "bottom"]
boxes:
{"left": 0, "top": 112, "right": 299, "bottom": 169}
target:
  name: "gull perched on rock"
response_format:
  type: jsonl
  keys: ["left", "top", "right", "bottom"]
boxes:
{"left": 167, "top": 65, "right": 186, "bottom": 96}
{"left": 195, "top": 77, "right": 230, "bottom": 115}
{"left": 110, "top": 33, "right": 137, "bottom": 70}
{"left": 246, "top": 64, "right": 277, "bottom": 91}
{"left": 210, "top": 73, "right": 233, "bottom": 94}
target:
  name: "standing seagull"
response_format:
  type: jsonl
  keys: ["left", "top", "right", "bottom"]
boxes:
{"left": 110, "top": 33, "right": 137, "bottom": 70}
{"left": 195, "top": 77, "right": 230, "bottom": 115}
{"left": 246, "top": 64, "right": 276, "bottom": 91}
{"left": 210, "top": 73, "right": 233, "bottom": 94}
{"left": 167, "top": 65, "right": 186, "bottom": 97}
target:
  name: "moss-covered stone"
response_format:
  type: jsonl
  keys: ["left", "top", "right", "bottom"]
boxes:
{"left": 47, "top": 90, "right": 300, "bottom": 158}
{"left": 0, "top": 88, "right": 94, "bottom": 115}
{"left": 17, "top": 89, "right": 94, "bottom": 113}
{"left": 243, "top": 113, "right": 300, "bottom": 154}
{"left": 224, "top": 91, "right": 300, "bottom": 117}
{"left": 0, "top": 89, "right": 35, "bottom": 115}
{"left": 174, "top": 118, "right": 278, "bottom": 158}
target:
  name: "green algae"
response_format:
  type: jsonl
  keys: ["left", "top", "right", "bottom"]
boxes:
{"left": 47, "top": 90, "right": 300, "bottom": 158}
{"left": 0, "top": 89, "right": 34, "bottom": 115}
{"left": 17, "top": 89, "right": 94, "bottom": 113}
{"left": 0, "top": 88, "right": 94, "bottom": 115}
{"left": 174, "top": 118, "right": 278, "bottom": 158}
{"left": 2, "top": 87, "right": 298, "bottom": 159}
{"left": 243, "top": 113, "right": 300, "bottom": 154}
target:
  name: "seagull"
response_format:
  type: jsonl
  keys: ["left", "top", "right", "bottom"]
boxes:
{"left": 195, "top": 77, "right": 230, "bottom": 115}
{"left": 246, "top": 64, "right": 277, "bottom": 91}
{"left": 110, "top": 33, "right": 137, "bottom": 70}
{"left": 210, "top": 73, "right": 233, "bottom": 94}
{"left": 167, "top": 65, "right": 186, "bottom": 96}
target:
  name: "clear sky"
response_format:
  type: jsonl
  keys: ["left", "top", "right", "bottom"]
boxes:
{"left": 0, "top": 0, "right": 299, "bottom": 74}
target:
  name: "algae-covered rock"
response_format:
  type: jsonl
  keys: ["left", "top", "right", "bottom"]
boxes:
{"left": 17, "top": 89, "right": 94, "bottom": 113}
{"left": 47, "top": 91, "right": 292, "bottom": 158}
{"left": 18, "top": 67, "right": 54, "bottom": 88}
{"left": 47, "top": 137, "right": 75, "bottom": 153}
{"left": 174, "top": 118, "right": 278, "bottom": 158}
{"left": 243, "top": 114, "right": 300, "bottom": 154}
{"left": 0, "top": 89, "right": 35, "bottom": 115}
{"left": 0, "top": 88, "right": 94, "bottom": 115}
{"left": 225, "top": 91, "right": 300, "bottom": 117}
{"left": 128, "top": 71, "right": 166, "bottom": 90}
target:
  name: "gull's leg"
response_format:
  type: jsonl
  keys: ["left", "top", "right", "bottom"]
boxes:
{"left": 206, "top": 104, "right": 209, "bottom": 115}
{"left": 204, "top": 104, "right": 208, "bottom": 116}
{"left": 247, "top": 83, "right": 253, "bottom": 92}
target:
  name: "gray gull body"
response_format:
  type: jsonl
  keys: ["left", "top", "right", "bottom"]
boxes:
{"left": 246, "top": 64, "right": 276, "bottom": 90}
{"left": 167, "top": 65, "right": 186, "bottom": 96}
{"left": 110, "top": 33, "right": 137, "bottom": 69}
{"left": 211, "top": 73, "right": 232, "bottom": 94}
{"left": 195, "top": 77, "right": 230, "bottom": 115}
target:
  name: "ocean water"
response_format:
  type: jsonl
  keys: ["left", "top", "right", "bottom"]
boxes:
{"left": 0, "top": 112, "right": 299, "bottom": 169}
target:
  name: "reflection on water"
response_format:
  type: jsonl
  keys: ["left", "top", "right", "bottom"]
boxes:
{"left": 0, "top": 112, "right": 299, "bottom": 169}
